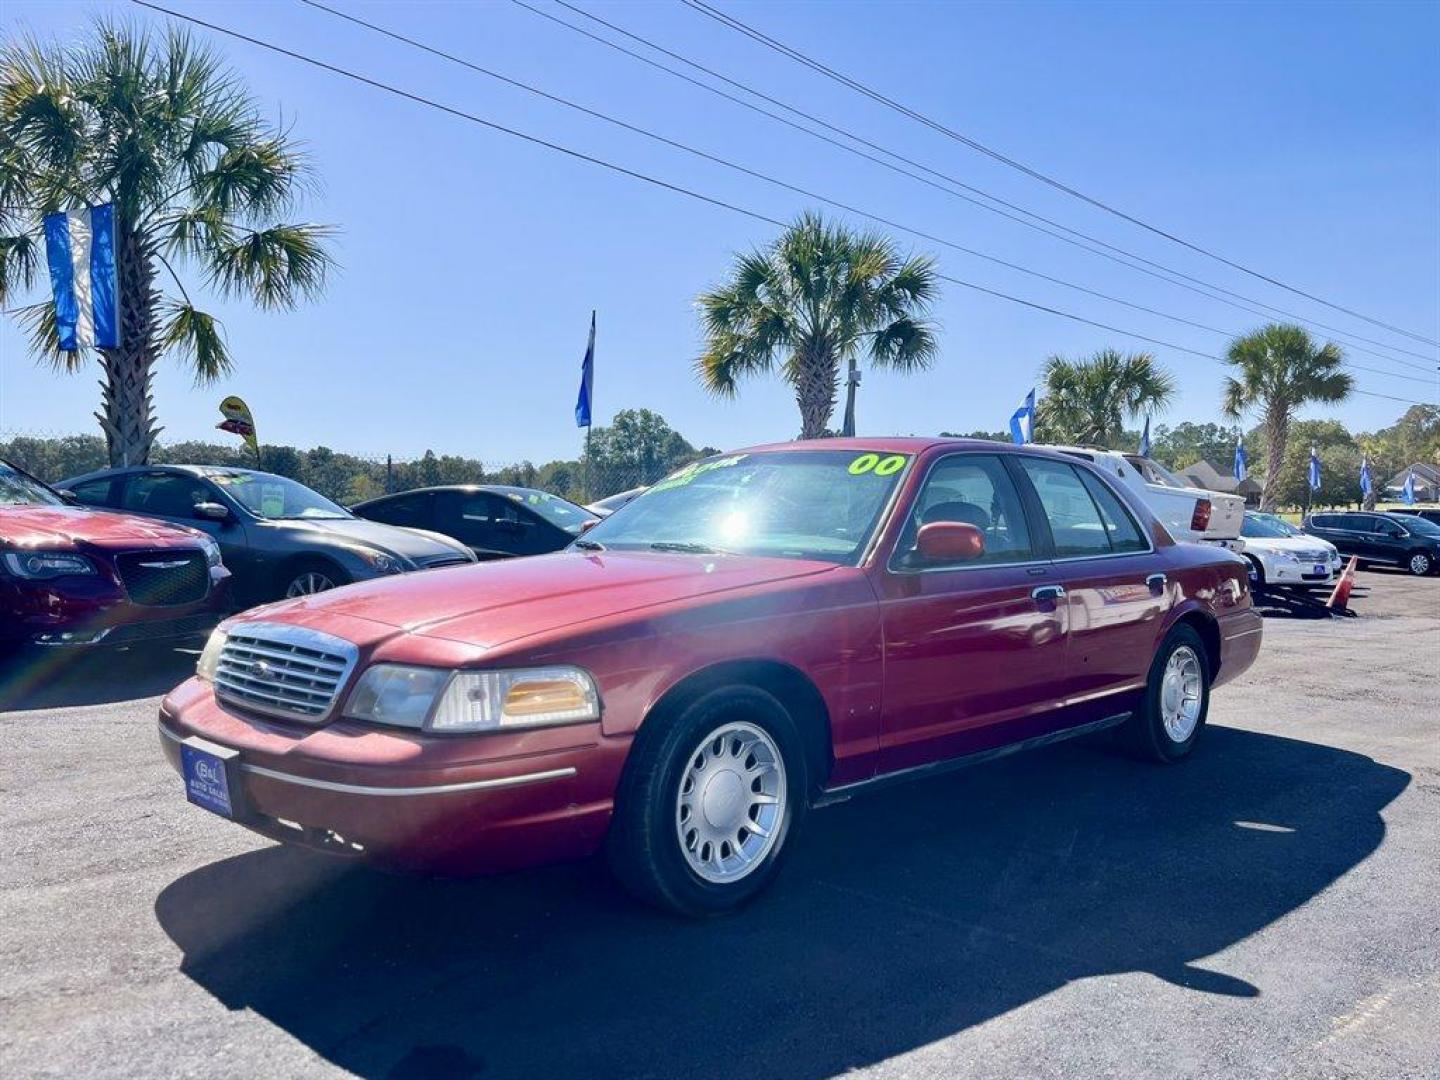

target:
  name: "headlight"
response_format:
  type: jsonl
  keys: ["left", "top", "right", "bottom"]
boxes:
{"left": 354, "top": 549, "right": 402, "bottom": 574}
{"left": 1, "top": 551, "right": 97, "bottom": 579}
{"left": 343, "top": 664, "right": 601, "bottom": 733}
{"left": 196, "top": 627, "right": 228, "bottom": 681}
{"left": 197, "top": 536, "right": 222, "bottom": 568}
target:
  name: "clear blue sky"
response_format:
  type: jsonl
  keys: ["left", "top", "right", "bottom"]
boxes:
{"left": 2, "top": 0, "right": 1436, "bottom": 465}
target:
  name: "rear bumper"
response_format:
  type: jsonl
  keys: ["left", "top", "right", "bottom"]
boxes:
{"left": 1214, "top": 608, "right": 1263, "bottom": 689}
{"left": 157, "top": 680, "right": 625, "bottom": 873}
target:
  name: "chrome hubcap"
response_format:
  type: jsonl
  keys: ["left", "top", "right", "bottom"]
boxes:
{"left": 1160, "top": 645, "right": 1204, "bottom": 743}
{"left": 1411, "top": 554, "right": 1430, "bottom": 574}
{"left": 286, "top": 572, "right": 337, "bottom": 598}
{"left": 676, "top": 721, "right": 785, "bottom": 884}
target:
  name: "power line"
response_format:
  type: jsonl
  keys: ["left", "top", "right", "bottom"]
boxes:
{"left": 129, "top": 0, "right": 1433, "bottom": 411}
{"left": 680, "top": 0, "right": 1440, "bottom": 350}
{"left": 520, "top": 0, "right": 1436, "bottom": 371}
{"left": 298, "top": 0, "right": 1432, "bottom": 389}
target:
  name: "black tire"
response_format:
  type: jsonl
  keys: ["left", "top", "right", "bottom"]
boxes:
{"left": 1405, "top": 550, "right": 1434, "bottom": 577}
{"left": 278, "top": 558, "right": 350, "bottom": 600}
{"left": 1122, "top": 624, "right": 1211, "bottom": 763}
{"left": 608, "top": 685, "right": 808, "bottom": 917}
{"left": 1244, "top": 555, "right": 1266, "bottom": 592}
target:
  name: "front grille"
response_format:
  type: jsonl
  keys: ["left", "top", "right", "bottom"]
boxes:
{"left": 107, "top": 613, "right": 219, "bottom": 645}
{"left": 214, "top": 622, "right": 359, "bottom": 723}
{"left": 1295, "top": 550, "right": 1330, "bottom": 563}
{"left": 115, "top": 550, "right": 209, "bottom": 606}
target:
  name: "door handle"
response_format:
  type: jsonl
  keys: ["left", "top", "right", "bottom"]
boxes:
{"left": 1146, "top": 573, "right": 1167, "bottom": 593}
{"left": 1031, "top": 584, "right": 1066, "bottom": 603}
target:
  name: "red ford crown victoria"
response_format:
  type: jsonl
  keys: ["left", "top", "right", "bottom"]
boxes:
{"left": 160, "top": 439, "right": 1261, "bottom": 914}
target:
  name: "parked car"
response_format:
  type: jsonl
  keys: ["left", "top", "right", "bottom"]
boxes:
{"left": 160, "top": 438, "right": 1260, "bottom": 915}
{"left": 1041, "top": 446, "right": 1245, "bottom": 549}
{"left": 1386, "top": 508, "right": 1440, "bottom": 526}
{"left": 1304, "top": 510, "right": 1440, "bottom": 576}
{"left": 60, "top": 466, "right": 475, "bottom": 605}
{"left": 352, "top": 485, "right": 597, "bottom": 560}
{"left": 1, "top": 459, "right": 229, "bottom": 650}
{"left": 586, "top": 486, "right": 646, "bottom": 517}
{"left": 1237, "top": 511, "right": 1341, "bottom": 590}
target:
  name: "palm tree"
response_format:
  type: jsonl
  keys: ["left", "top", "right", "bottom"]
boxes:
{"left": 696, "top": 213, "right": 939, "bottom": 439}
{"left": 1035, "top": 349, "right": 1175, "bottom": 447}
{"left": 0, "top": 22, "right": 334, "bottom": 466}
{"left": 1221, "top": 324, "right": 1351, "bottom": 511}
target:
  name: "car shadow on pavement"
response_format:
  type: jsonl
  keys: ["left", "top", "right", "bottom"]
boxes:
{"left": 154, "top": 726, "right": 1407, "bottom": 1080}
{"left": 0, "top": 644, "right": 199, "bottom": 711}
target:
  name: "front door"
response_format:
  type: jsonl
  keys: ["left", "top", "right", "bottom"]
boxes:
{"left": 1013, "top": 456, "right": 1168, "bottom": 721}
{"left": 872, "top": 452, "right": 1069, "bottom": 773}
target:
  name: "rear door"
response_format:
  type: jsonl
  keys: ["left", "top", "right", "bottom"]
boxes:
{"left": 1013, "top": 456, "right": 1169, "bottom": 718}
{"left": 873, "top": 452, "right": 1070, "bottom": 773}
{"left": 1364, "top": 515, "right": 1409, "bottom": 565}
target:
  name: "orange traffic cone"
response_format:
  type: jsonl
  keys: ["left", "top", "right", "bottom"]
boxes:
{"left": 1326, "top": 556, "right": 1359, "bottom": 612}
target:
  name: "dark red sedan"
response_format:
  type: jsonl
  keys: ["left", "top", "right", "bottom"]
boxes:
{"left": 160, "top": 439, "right": 1260, "bottom": 914}
{"left": 1, "top": 460, "right": 230, "bottom": 649}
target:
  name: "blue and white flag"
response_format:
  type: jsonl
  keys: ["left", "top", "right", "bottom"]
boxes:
{"left": 1308, "top": 447, "right": 1321, "bottom": 491}
{"left": 1233, "top": 435, "right": 1247, "bottom": 482}
{"left": 1138, "top": 415, "right": 1152, "bottom": 457}
{"left": 1359, "top": 458, "right": 1373, "bottom": 498}
{"left": 574, "top": 310, "right": 595, "bottom": 428}
{"left": 1009, "top": 388, "right": 1035, "bottom": 445}
{"left": 43, "top": 204, "right": 120, "bottom": 351}
{"left": 1402, "top": 470, "right": 1416, "bottom": 505}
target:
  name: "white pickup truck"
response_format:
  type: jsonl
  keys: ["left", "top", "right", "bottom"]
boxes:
{"left": 1041, "top": 445, "right": 1246, "bottom": 549}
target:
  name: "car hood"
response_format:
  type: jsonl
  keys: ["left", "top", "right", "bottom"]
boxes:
{"left": 0, "top": 505, "right": 203, "bottom": 551}
{"left": 255, "top": 517, "right": 470, "bottom": 561}
{"left": 252, "top": 549, "right": 837, "bottom": 650}
{"left": 1242, "top": 535, "right": 1336, "bottom": 556}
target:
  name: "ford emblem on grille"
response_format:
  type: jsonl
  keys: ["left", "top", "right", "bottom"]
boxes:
{"left": 250, "top": 659, "right": 273, "bottom": 678}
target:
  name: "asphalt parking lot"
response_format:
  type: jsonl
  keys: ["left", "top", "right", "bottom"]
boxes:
{"left": 2, "top": 569, "right": 1437, "bottom": 1080}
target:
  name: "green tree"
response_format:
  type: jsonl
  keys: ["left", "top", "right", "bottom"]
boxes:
{"left": 1149, "top": 421, "right": 1242, "bottom": 471}
{"left": 0, "top": 23, "right": 334, "bottom": 467}
{"left": 1034, "top": 349, "right": 1175, "bottom": 447}
{"left": 583, "top": 408, "right": 698, "bottom": 496}
{"left": 697, "top": 213, "right": 939, "bottom": 439}
{"left": 1221, "top": 324, "right": 1352, "bottom": 511}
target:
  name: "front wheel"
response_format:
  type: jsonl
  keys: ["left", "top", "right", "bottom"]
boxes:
{"left": 608, "top": 686, "right": 806, "bottom": 916}
{"left": 1406, "top": 550, "right": 1434, "bottom": 576}
{"left": 281, "top": 559, "right": 350, "bottom": 599}
{"left": 1122, "top": 624, "right": 1211, "bottom": 763}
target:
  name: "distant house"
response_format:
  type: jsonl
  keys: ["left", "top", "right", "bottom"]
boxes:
{"left": 1383, "top": 462, "right": 1440, "bottom": 503}
{"left": 1179, "top": 458, "right": 1263, "bottom": 506}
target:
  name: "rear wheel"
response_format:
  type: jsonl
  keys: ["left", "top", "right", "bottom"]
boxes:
{"left": 608, "top": 686, "right": 806, "bottom": 916}
{"left": 1406, "top": 550, "right": 1434, "bottom": 576}
{"left": 1123, "top": 624, "right": 1211, "bottom": 763}
{"left": 1244, "top": 555, "right": 1266, "bottom": 592}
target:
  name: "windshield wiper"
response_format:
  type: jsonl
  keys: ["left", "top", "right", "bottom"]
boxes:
{"left": 649, "top": 541, "right": 721, "bottom": 554}
{"left": 572, "top": 538, "right": 605, "bottom": 551}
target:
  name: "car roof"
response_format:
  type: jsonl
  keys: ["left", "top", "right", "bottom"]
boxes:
{"left": 727, "top": 436, "right": 1046, "bottom": 456}
{"left": 62, "top": 463, "right": 262, "bottom": 482}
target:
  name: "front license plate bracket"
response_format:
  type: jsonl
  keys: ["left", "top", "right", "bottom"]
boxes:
{"left": 180, "top": 737, "right": 248, "bottom": 821}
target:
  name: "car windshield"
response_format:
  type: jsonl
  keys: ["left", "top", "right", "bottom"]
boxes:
{"left": 1242, "top": 514, "right": 1298, "bottom": 539}
{"left": 0, "top": 463, "right": 65, "bottom": 507}
{"left": 211, "top": 472, "right": 350, "bottom": 519}
{"left": 578, "top": 449, "right": 911, "bottom": 563}
{"left": 1123, "top": 455, "right": 1189, "bottom": 489}
{"left": 1396, "top": 514, "right": 1440, "bottom": 537}
{"left": 495, "top": 487, "right": 599, "bottom": 534}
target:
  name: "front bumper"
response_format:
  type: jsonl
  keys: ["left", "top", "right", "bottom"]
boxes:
{"left": 158, "top": 678, "right": 626, "bottom": 873}
{"left": 1, "top": 566, "right": 230, "bottom": 645}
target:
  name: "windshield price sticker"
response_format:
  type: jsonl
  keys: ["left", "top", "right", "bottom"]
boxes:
{"left": 651, "top": 455, "right": 747, "bottom": 493}
{"left": 848, "top": 453, "right": 908, "bottom": 477}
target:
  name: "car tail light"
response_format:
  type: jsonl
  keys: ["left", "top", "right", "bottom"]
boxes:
{"left": 1190, "top": 499, "right": 1212, "bottom": 532}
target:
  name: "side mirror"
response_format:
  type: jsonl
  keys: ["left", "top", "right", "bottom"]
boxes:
{"left": 579, "top": 518, "right": 600, "bottom": 533}
{"left": 916, "top": 521, "right": 986, "bottom": 563}
{"left": 193, "top": 501, "right": 231, "bottom": 522}
{"left": 55, "top": 488, "right": 78, "bottom": 504}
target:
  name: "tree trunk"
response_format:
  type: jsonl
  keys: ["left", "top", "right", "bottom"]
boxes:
{"left": 793, "top": 343, "right": 838, "bottom": 440}
{"left": 1259, "top": 406, "right": 1289, "bottom": 512}
{"left": 97, "top": 227, "right": 161, "bottom": 466}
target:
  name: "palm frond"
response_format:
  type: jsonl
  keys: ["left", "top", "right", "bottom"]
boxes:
{"left": 868, "top": 316, "right": 938, "bottom": 372}
{"left": 10, "top": 300, "right": 86, "bottom": 372}
{"left": 159, "top": 298, "right": 232, "bottom": 383}
{"left": 206, "top": 222, "right": 336, "bottom": 309}
{"left": 0, "top": 231, "right": 42, "bottom": 304}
